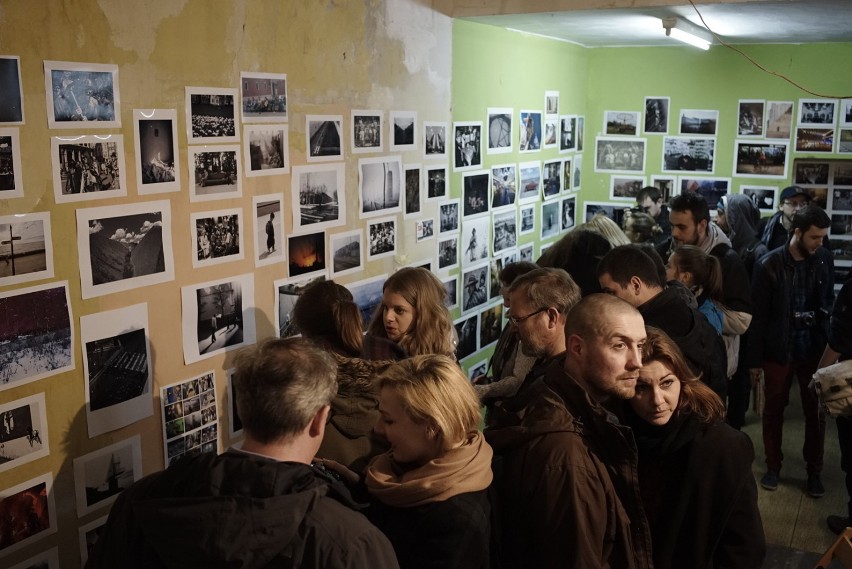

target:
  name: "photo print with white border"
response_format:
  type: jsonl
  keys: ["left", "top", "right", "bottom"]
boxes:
{"left": 133, "top": 108, "right": 181, "bottom": 194}
{"left": 50, "top": 134, "right": 127, "bottom": 204}
{"left": 275, "top": 273, "right": 328, "bottom": 338}
{"left": 44, "top": 60, "right": 119, "bottom": 129}
{"left": 253, "top": 195, "right": 284, "bottom": 267}
{"left": 0, "top": 211, "right": 54, "bottom": 288}
{"left": 243, "top": 123, "right": 289, "bottom": 177}
{"left": 190, "top": 207, "right": 245, "bottom": 269}
{"left": 240, "top": 71, "right": 287, "bottom": 124}
{"left": 0, "top": 127, "right": 24, "bottom": 198}
{"left": 0, "top": 392, "right": 49, "bottom": 475}
{"left": 306, "top": 114, "right": 343, "bottom": 163}
{"left": 185, "top": 86, "right": 239, "bottom": 144}
{"left": 359, "top": 155, "right": 402, "bottom": 219}
{"left": 73, "top": 435, "right": 142, "bottom": 517}
{"left": 351, "top": 109, "right": 383, "bottom": 154}
{"left": 0, "top": 473, "right": 57, "bottom": 558}
{"left": 291, "top": 163, "right": 346, "bottom": 233}
{"left": 188, "top": 144, "right": 243, "bottom": 203}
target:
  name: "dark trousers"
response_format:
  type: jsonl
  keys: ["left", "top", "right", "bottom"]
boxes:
{"left": 838, "top": 415, "right": 852, "bottom": 518}
{"left": 727, "top": 366, "right": 752, "bottom": 429}
{"left": 761, "top": 357, "right": 825, "bottom": 474}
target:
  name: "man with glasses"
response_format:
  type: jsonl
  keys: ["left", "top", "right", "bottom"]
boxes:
{"left": 758, "top": 185, "right": 811, "bottom": 250}
{"left": 636, "top": 185, "right": 671, "bottom": 243}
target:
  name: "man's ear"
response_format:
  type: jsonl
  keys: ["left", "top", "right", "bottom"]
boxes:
{"left": 567, "top": 333, "right": 584, "bottom": 358}
{"left": 309, "top": 404, "right": 330, "bottom": 439}
{"left": 698, "top": 218, "right": 708, "bottom": 237}
{"left": 629, "top": 275, "right": 643, "bottom": 296}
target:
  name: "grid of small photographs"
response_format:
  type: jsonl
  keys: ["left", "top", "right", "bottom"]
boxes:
{"left": 161, "top": 371, "right": 218, "bottom": 467}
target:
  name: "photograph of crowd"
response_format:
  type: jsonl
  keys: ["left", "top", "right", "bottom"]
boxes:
{"left": 491, "top": 164, "right": 517, "bottom": 209}
{"left": 161, "top": 372, "right": 218, "bottom": 466}
{"left": 0, "top": 213, "right": 52, "bottom": 287}
{"left": 424, "top": 121, "right": 447, "bottom": 158}
{"left": 0, "top": 56, "right": 23, "bottom": 124}
{"left": 0, "top": 393, "right": 48, "bottom": 475}
{"left": 331, "top": 230, "right": 362, "bottom": 277}
{"left": 307, "top": 115, "right": 342, "bottom": 162}
{"left": 352, "top": 111, "right": 382, "bottom": 153}
{"left": 135, "top": 111, "right": 178, "bottom": 192}
{"left": 766, "top": 100, "right": 793, "bottom": 138}
{"left": 293, "top": 164, "right": 344, "bottom": 232}
{"left": 741, "top": 185, "right": 778, "bottom": 212}
{"left": 0, "top": 474, "right": 55, "bottom": 556}
{"left": 462, "top": 264, "right": 488, "bottom": 313}
{"left": 518, "top": 161, "right": 541, "bottom": 202}
{"left": 454, "top": 314, "right": 478, "bottom": 361}
{"left": 187, "top": 89, "right": 237, "bottom": 143}
{"left": 798, "top": 99, "right": 837, "bottom": 126}
{"left": 492, "top": 210, "right": 517, "bottom": 253}
{"left": 604, "top": 111, "right": 639, "bottom": 136}
{"left": 644, "top": 96, "right": 669, "bottom": 134}
{"left": 194, "top": 211, "right": 241, "bottom": 266}
{"left": 391, "top": 110, "right": 416, "bottom": 151}
{"left": 519, "top": 110, "right": 542, "bottom": 152}
{"left": 73, "top": 436, "right": 140, "bottom": 516}
{"left": 795, "top": 128, "right": 834, "bottom": 153}
{"left": 661, "top": 136, "right": 715, "bottom": 173}
{"left": 595, "top": 137, "right": 646, "bottom": 173}
{"left": 404, "top": 166, "right": 421, "bottom": 217}
{"left": 53, "top": 136, "right": 125, "bottom": 202}
{"left": 245, "top": 125, "right": 288, "bottom": 176}
{"left": 288, "top": 232, "right": 326, "bottom": 278}
{"left": 438, "top": 236, "right": 458, "bottom": 271}
{"left": 46, "top": 62, "right": 118, "bottom": 126}
{"left": 240, "top": 72, "right": 287, "bottom": 122}
{"left": 733, "top": 140, "right": 789, "bottom": 178}
{"left": 679, "top": 109, "right": 718, "bottom": 136}
{"left": 738, "top": 100, "right": 764, "bottom": 136}
{"left": 0, "top": 128, "right": 23, "bottom": 197}
{"left": 462, "top": 216, "right": 489, "bottom": 263}
{"left": 454, "top": 121, "right": 482, "bottom": 171}
{"left": 541, "top": 200, "right": 561, "bottom": 240}
{"left": 426, "top": 166, "right": 446, "bottom": 200}
{"left": 190, "top": 147, "right": 241, "bottom": 200}
{"left": 559, "top": 115, "right": 577, "bottom": 151}
{"left": 254, "top": 197, "right": 282, "bottom": 265}
{"left": 368, "top": 218, "right": 396, "bottom": 260}
{"left": 462, "top": 171, "right": 489, "bottom": 218}
{"left": 542, "top": 160, "right": 561, "bottom": 199}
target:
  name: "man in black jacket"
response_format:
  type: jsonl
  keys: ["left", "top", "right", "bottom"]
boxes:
{"left": 86, "top": 338, "right": 399, "bottom": 569}
{"left": 758, "top": 185, "right": 811, "bottom": 251}
{"left": 746, "top": 205, "right": 834, "bottom": 498}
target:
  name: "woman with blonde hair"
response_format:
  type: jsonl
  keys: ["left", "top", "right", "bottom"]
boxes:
{"left": 367, "top": 267, "right": 455, "bottom": 358}
{"left": 585, "top": 211, "right": 631, "bottom": 247}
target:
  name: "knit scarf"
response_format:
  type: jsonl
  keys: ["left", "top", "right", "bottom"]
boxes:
{"left": 364, "top": 431, "right": 493, "bottom": 507}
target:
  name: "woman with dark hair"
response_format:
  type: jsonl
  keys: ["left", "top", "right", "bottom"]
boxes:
{"left": 626, "top": 327, "right": 765, "bottom": 569}
{"left": 623, "top": 211, "right": 663, "bottom": 244}
{"left": 665, "top": 244, "right": 725, "bottom": 333}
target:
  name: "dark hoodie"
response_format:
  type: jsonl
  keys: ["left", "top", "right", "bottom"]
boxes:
{"left": 85, "top": 450, "right": 399, "bottom": 569}
{"left": 724, "top": 194, "right": 768, "bottom": 276}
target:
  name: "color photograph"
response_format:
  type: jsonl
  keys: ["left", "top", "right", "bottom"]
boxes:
{"left": 604, "top": 110, "right": 640, "bottom": 136}
{"left": 288, "top": 231, "right": 327, "bottom": 278}
{"left": 0, "top": 474, "right": 56, "bottom": 558}
{"left": 240, "top": 71, "right": 287, "bottom": 123}
{"left": 732, "top": 140, "right": 789, "bottom": 179}
{"left": 610, "top": 175, "right": 645, "bottom": 201}
{"left": 518, "top": 160, "right": 542, "bottom": 202}
{"left": 490, "top": 163, "right": 517, "bottom": 209}
{"left": 519, "top": 110, "right": 542, "bottom": 152}
{"left": 160, "top": 371, "right": 218, "bottom": 465}
{"left": 346, "top": 273, "right": 387, "bottom": 331}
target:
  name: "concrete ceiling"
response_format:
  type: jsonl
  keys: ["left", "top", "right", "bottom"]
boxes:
{"left": 456, "top": 1, "right": 852, "bottom": 47}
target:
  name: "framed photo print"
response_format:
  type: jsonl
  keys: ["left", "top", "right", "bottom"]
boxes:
{"left": 188, "top": 144, "right": 242, "bottom": 202}
{"left": 51, "top": 134, "right": 127, "bottom": 203}
{"left": 390, "top": 110, "right": 417, "bottom": 152}
{"left": 352, "top": 109, "right": 383, "bottom": 154}
{"left": 306, "top": 114, "right": 343, "bottom": 162}
{"left": 493, "top": 209, "right": 517, "bottom": 254}
{"left": 462, "top": 170, "right": 489, "bottom": 218}
{"left": 541, "top": 199, "right": 561, "bottom": 241}
{"left": 291, "top": 163, "right": 346, "bottom": 233}
{"left": 404, "top": 164, "right": 422, "bottom": 218}
{"left": 0, "top": 392, "right": 49, "bottom": 475}
{"left": 423, "top": 121, "right": 447, "bottom": 159}
{"left": 359, "top": 155, "right": 402, "bottom": 218}
{"left": 604, "top": 111, "right": 640, "bottom": 136}
{"left": 662, "top": 136, "right": 716, "bottom": 173}
{"left": 519, "top": 110, "right": 542, "bottom": 152}
{"left": 741, "top": 185, "right": 778, "bottom": 212}
{"left": 185, "top": 87, "right": 239, "bottom": 144}
{"left": 678, "top": 109, "right": 719, "bottom": 136}
{"left": 330, "top": 229, "right": 364, "bottom": 278}
{"left": 44, "top": 60, "right": 119, "bottom": 128}
{"left": 0, "top": 474, "right": 57, "bottom": 557}
{"left": 288, "top": 231, "right": 327, "bottom": 278}
{"left": 732, "top": 140, "right": 790, "bottom": 179}
{"left": 133, "top": 109, "right": 180, "bottom": 194}
{"left": 73, "top": 435, "right": 142, "bottom": 517}
{"left": 437, "top": 234, "right": 459, "bottom": 272}
{"left": 766, "top": 100, "right": 794, "bottom": 139}
{"left": 0, "top": 127, "right": 23, "bottom": 198}
{"left": 0, "top": 56, "right": 24, "bottom": 124}
{"left": 610, "top": 175, "right": 646, "bottom": 201}
{"left": 243, "top": 123, "right": 289, "bottom": 176}
{"left": 240, "top": 71, "right": 287, "bottom": 123}
{"left": 0, "top": 211, "right": 54, "bottom": 288}
{"left": 798, "top": 98, "right": 837, "bottom": 127}
{"left": 453, "top": 121, "right": 483, "bottom": 171}
{"left": 426, "top": 164, "right": 448, "bottom": 201}
{"left": 737, "top": 99, "right": 765, "bottom": 137}
{"left": 519, "top": 204, "right": 535, "bottom": 235}
{"left": 253, "top": 195, "right": 284, "bottom": 267}
{"left": 559, "top": 115, "right": 577, "bottom": 152}
{"left": 487, "top": 108, "right": 513, "bottom": 155}
{"left": 439, "top": 199, "right": 460, "bottom": 233}
{"left": 518, "top": 161, "right": 542, "bottom": 203}
{"left": 644, "top": 96, "right": 669, "bottom": 134}
{"left": 491, "top": 163, "right": 517, "bottom": 210}
{"left": 191, "top": 208, "right": 244, "bottom": 268}
{"left": 367, "top": 216, "right": 397, "bottom": 261}
{"left": 595, "top": 136, "right": 646, "bottom": 174}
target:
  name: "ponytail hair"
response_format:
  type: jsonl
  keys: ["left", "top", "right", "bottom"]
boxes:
{"left": 669, "top": 245, "right": 723, "bottom": 302}
{"left": 293, "top": 280, "right": 364, "bottom": 357}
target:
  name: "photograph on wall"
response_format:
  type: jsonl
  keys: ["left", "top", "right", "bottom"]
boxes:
{"left": 276, "top": 274, "right": 327, "bottom": 338}
{"left": 8, "top": 548, "right": 59, "bottom": 569}
{"left": 798, "top": 98, "right": 837, "bottom": 127}
{"left": 679, "top": 177, "right": 731, "bottom": 210}
{"left": 188, "top": 145, "right": 242, "bottom": 202}
{"left": 594, "top": 136, "right": 646, "bottom": 173}
{"left": 795, "top": 127, "right": 834, "bottom": 153}
{"left": 437, "top": 234, "right": 459, "bottom": 272}
{"left": 240, "top": 71, "right": 287, "bottom": 123}
{"left": 243, "top": 124, "right": 289, "bottom": 177}
{"left": 288, "top": 231, "right": 327, "bottom": 278}
{"left": 661, "top": 136, "right": 715, "bottom": 173}
{"left": 830, "top": 239, "right": 852, "bottom": 262}
{"left": 559, "top": 115, "right": 577, "bottom": 152}
{"left": 306, "top": 114, "right": 343, "bottom": 163}
{"left": 461, "top": 215, "right": 490, "bottom": 264}
{"left": 453, "top": 121, "right": 482, "bottom": 171}
{"left": 541, "top": 160, "right": 561, "bottom": 200}
{"left": 519, "top": 243, "right": 534, "bottom": 263}
{"left": 330, "top": 229, "right": 363, "bottom": 278}
{"left": 51, "top": 134, "right": 127, "bottom": 203}
{"left": 576, "top": 117, "right": 585, "bottom": 151}
{"left": 351, "top": 110, "right": 383, "bottom": 154}
{"left": 678, "top": 109, "right": 718, "bottom": 136}
{"left": 367, "top": 217, "right": 397, "bottom": 261}
{"left": 490, "top": 163, "right": 517, "bottom": 210}
{"left": 518, "top": 161, "right": 542, "bottom": 203}
{"left": 133, "top": 109, "right": 180, "bottom": 194}
{"left": 832, "top": 213, "right": 852, "bottom": 237}
{"left": 610, "top": 175, "right": 646, "bottom": 201}
{"left": 439, "top": 199, "right": 460, "bottom": 233}
{"left": 804, "top": 187, "right": 828, "bottom": 209}
{"left": 416, "top": 219, "right": 435, "bottom": 242}
{"left": 561, "top": 158, "right": 573, "bottom": 193}
{"left": 0, "top": 127, "right": 23, "bottom": 198}
{"left": 82, "top": 303, "right": 153, "bottom": 437}
{"left": 185, "top": 87, "right": 238, "bottom": 144}
{"left": 181, "top": 273, "right": 256, "bottom": 365}
{"left": 253, "top": 195, "right": 284, "bottom": 267}
{"left": 540, "top": 199, "right": 561, "bottom": 241}
{"left": 359, "top": 155, "right": 402, "bottom": 218}
{"left": 191, "top": 208, "right": 244, "bottom": 269}
{"left": 462, "top": 170, "right": 489, "bottom": 218}
{"left": 78, "top": 514, "right": 107, "bottom": 566}
{"left": 583, "top": 201, "right": 628, "bottom": 227}
{"left": 604, "top": 111, "right": 640, "bottom": 136}
{"left": 423, "top": 121, "right": 447, "bottom": 159}
{"left": 225, "top": 368, "right": 243, "bottom": 441}
{"left": 390, "top": 110, "right": 416, "bottom": 152}
{"left": 835, "top": 163, "right": 852, "bottom": 185}
{"left": 840, "top": 99, "right": 852, "bottom": 128}
{"left": 487, "top": 108, "right": 512, "bottom": 155}
{"left": 737, "top": 99, "right": 765, "bottom": 137}
{"left": 518, "top": 110, "right": 542, "bottom": 152}
{"left": 0, "top": 212, "right": 54, "bottom": 288}
{"left": 291, "top": 163, "right": 345, "bottom": 233}
{"left": 44, "top": 61, "right": 119, "bottom": 128}
{"left": 839, "top": 129, "right": 852, "bottom": 154}
{"left": 0, "top": 393, "right": 49, "bottom": 475}
{"left": 480, "top": 303, "right": 503, "bottom": 349}
{"left": 454, "top": 313, "right": 478, "bottom": 361}
{"left": 740, "top": 185, "right": 778, "bottom": 212}
{"left": 519, "top": 204, "right": 535, "bottom": 235}
{"left": 76, "top": 200, "right": 175, "bottom": 299}
{"left": 0, "top": 56, "right": 24, "bottom": 124}
{"left": 650, "top": 175, "right": 676, "bottom": 203}
{"left": 442, "top": 275, "right": 458, "bottom": 310}
{"left": 461, "top": 262, "right": 489, "bottom": 314}
{"left": 73, "top": 435, "right": 142, "bottom": 518}
{"left": 543, "top": 117, "right": 558, "bottom": 149}
{"left": 766, "top": 100, "right": 794, "bottom": 139}
{"left": 733, "top": 140, "right": 789, "bottom": 179}
{"left": 493, "top": 209, "right": 517, "bottom": 254}
{"left": 160, "top": 371, "right": 219, "bottom": 466}
{"left": 795, "top": 162, "right": 829, "bottom": 185}
{"left": 345, "top": 274, "right": 386, "bottom": 331}
{"left": 404, "top": 164, "right": 422, "bottom": 218}
{"left": 545, "top": 91, "right": 559, "bottom": 116}
{"left": 830, "top": 189, "right": 852, "bottom": 212}
{"left": 425, "top": 165, "right": 447, "bottom": 201}
{"left": 643, "top": 96, "right": 669, "bottom": 134}
{"left": 0, "top": 282, "right": 72, "bottom": 393}
{"left": 488, "top": 259, "right": 503, "bottom": 302}
{"left": 0, "top": 473, "right": 56, "bottom": 558}
{"left": 573, "top": 153, "right": 583, "bottom": 189}
{"left": 561, "top": 196, "right": 577, "bottom": 232}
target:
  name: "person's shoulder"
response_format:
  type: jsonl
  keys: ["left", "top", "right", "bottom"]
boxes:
{"left": 306, "top": 492, "right": 396, "bottom": 547}
{"left": 695, "top": 421, "right": 754, "bottom": 461}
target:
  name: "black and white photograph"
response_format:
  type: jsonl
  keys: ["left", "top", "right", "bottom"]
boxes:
{"left": 830, "top": 189, "right": 852, "bottom": 212}
{"left": 416, "top": 218, "right": 435, "bottom": 242}
{"left": 462, "top": 170, "right": 489, "bottom": 218}
{"left": 367, "top": 217, "right": 397, "bottom": 261}
{"left": 44, "top": 61, "right": 119, "bottom": 128}
{"left": 291, "top": 163, "right": 345, "bottom": 232}
{"left": 188, "top": 145, "right": 242, "bottom": 202}
{"left": 795, "top": 162, "right": 830, "bottom": 185}
{"left": 651, "top": 175, "right": 676, "bottom": 203}
{"left": 461, "top": 215, "right": 490, "bottom": 263}
{"left": 595, "top": 136, "right": 646, "bottom": 173}
{"left": 604, "top": 111, "right": 640, "bottom": 136}
{"left": 661, "top": 136, "right": 715, "bottom": 173}
{"left": 487, "top": 108, "right": 512, "bottom": 155}
{"left": 543, "top": 117, "right": 558, "bottom": 149}
{"left": 240, "top": 71, "right": 287, "bottom": 123}
{"left": 545, "top": 91, "right": 559, "bottom": 116}
{"left": 832, "top": 213, "right": 852, "bottom": 237}
{"left": 835, "top": 163, "right": 852, "bottom": 185}
{"left": 181, "top": 273, "right": 256, "bottom": 365}
{"left": 461, "top": 262, "right": 489, "bottom": 314}
{"left": 351, "top": 110, "right": 383, "bottom": 154}
{"left": 439, "top": 199, "right": 460, "bottom": 233}
{"left": 839, "top": 129, "right": 852, "bottom": 154}
{"left": 359, "top": 155, "right": 402, "bottom": 218}
{"left": 0, "top": 474, "right": 56, "bottom": 558}
{"left": 492, "top": 210, "right": 517, "bottom": 254}
{"left": 573, "top": 153, "right": 583, "bottom": 189}
{"left": 73, "top": 435, "right": 142, "bottom": 517}
{"left": 0, "top": 56, "right": 24, "bottom": 124}
{"left": 518, "top": 161, "right": 542, "bottom": 202}
{"left": 390, "top": 110, "right": 416, "bottom": 152}
{"left": 562, "top": 158, "right": 572, "bottom": 193}
{"left": 679, "top": 109, "right": 719, "bottom": 136}
{"left": 738, "top": 99, "right": 765, "bottom": 137}
{"left": 479, "top": 303, "right": 503, "bottom": 349}
{"left": 191, "top": 208, "right": 244, "bottom": 268}
{"left": 519, "top": 110, "right": 542, "bottom": 152}
{"left": 437, "top": 235, "right": 458, "bottom": 271}
{"left": 804, "top": 187, "right": 829, "bottom": 209}
{"left": 133, "top": 109, "right": 180, "bottom": 194}
{"left": 542, "top": 160, "right": 561, "bottom": 200}
{"left": 829, "top": 239, "right": 852, "bottom": 262}
{"left": 76, "top": 201, "right": 175, "bottom": 299}
{"left": 442, "top": 275, "right": 458, "bottom": 310}
{"left": 520, "top": 243, "right": 534, "bottom": 263}
{"left": 795, "top": 127, "right": 834, "bottom": 153}
{"left": 226, "top": 368, "right": 243, "bottom": 441}
{"left": 51, "top": 134, "right": 127, "bottom": 203}
{"left": 467, "top": 358, "right": 488, "bottom": 382}
{"left": 583, "top": 201, "right": 629, "bottom": 227}
{"left": 0, "top": 282, "right": 73, "bottom": 393}
{"left": 0, "top": 393, "right": 49, "bottom": 475}
{"left": 733, "top": 140, "right": 789, "bottom": 179}
{"left": 346, "top": 274, "right": 386, "bottom": 332}
{"left": 404, "top": 164, "right": 422, "bottom": 218}
{"left": 0, "top": 128, "right": 23, "bottom": 198}
{"left": 8, "top": 548, "right": 59, "bottom": 569}
{"left": 288, "top": 231, "right": 327, "bottom": 278}
{"left": 540, "top": 200, "right": 561, "bottom": 241}
{"left": 679, "top": 177, "right": 730, "bottom": 210}
{"left": 610, "top": 175, "right": 646, "bottom": 201}
{"left": 330, "top": 229, "right": 363, "bottom": 278}
{"left": 561, "top": 196, "right": 576, "bottom": 232}
{"left": 559, "top": 114, "right": 577, "bottom": 152}
{"left": 489, "top": 259, "right": 503, "bottom": 301}
{"left": 82, "top": 303, "right": 153, "bottom": 437}
{"left": 644, "top": 96, "right": 669, "bottom": 134}
{"left": 253, "top": 195, "right": 284, "bottom": 267}
{"left": 160, "top": 371, "right": 219, "bottom": 465}
{"left": 0, "top": 212, "right": 54, "bottom": 288}
{"left": 426, "top": 165, "right": 447, "bottom": 200}
{"left": 276, "top": 274, "right": 327, "bottom": 337}
{"left": 243, "top": 124, "right": 289, "bottom": 177}
{"left": 185, "top": 87, "right": 238, "bottom": 144}
{"left": 306, "top": 114, "right": 343, "bottom": 163}
{"left": 741, "top": 185, "right": 778, "bottom": 212}
{"left": 423, "top": 121, "right": 447, "bottom": 159}
{"left": 577, "top": 116, "right": 586, "bottom": 151}
{"left": 490, "top": 163, "right": 517, "bottom": 209}
{"left": 766, "top": 100, "right": 794, "bottom": 139}
{"left": 454, "top": 314, "right": 478, "bottom": 361}
{"left": 841, "top": 99, "right": 852, "bottom": 128}
{"left": 78, "top": 515, "right": 107, "bottom": 565}
{"left": 798, "top": 98, "right": 838, "bottom": 127}
{"left": 520, "top": 204, "right": 535, "bottom": 235}
{"left": 453, "top": 121, "right": 482, "bottom": 171}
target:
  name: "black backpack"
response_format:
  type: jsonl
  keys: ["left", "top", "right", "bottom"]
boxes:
{"left": 677, "top": 306, "right": 729, "bottom": 399}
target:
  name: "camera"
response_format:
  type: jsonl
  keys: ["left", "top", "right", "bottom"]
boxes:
{"left": 793, "top": 310, "right": 816, "bottom": 329}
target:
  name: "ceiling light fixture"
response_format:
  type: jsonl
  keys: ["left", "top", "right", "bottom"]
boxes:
{"left": 662, "top": 16, "right": 712, "bottom": 50}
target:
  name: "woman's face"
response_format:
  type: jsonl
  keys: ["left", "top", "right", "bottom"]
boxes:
{"left": 631, "top": 359, "right": 681, "bottom": 426}
{"left": 665, "top": 255, "right": 690, "bottom": 286}
{"left": 381, "top": 290, "right": 416, "bottom": 343}
{"left": 375, "top": 386, "right": 439, "bottom": 466}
